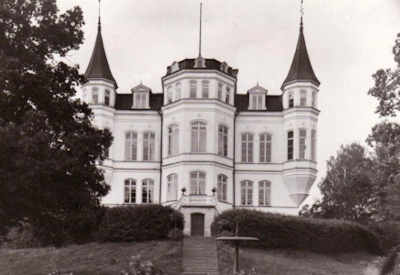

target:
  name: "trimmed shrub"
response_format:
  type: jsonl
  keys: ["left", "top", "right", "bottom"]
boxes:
{"left": 168, "top": 228, "right": 184, "bottom": 241}
{"left": 211, "top": 209, "right": 382, "bottom": 255}
{"left": 97, "top": 205, "right": 184, "bottom": 242}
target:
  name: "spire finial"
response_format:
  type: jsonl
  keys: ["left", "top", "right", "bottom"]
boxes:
{"left": 198, "top": 0, "right": 203, "bottom": 57}
{"left": 98, "top": 0, "right": 101, "bottom": 31}
{"left": 300, "top": 0, "right": 304, "bottom": 30}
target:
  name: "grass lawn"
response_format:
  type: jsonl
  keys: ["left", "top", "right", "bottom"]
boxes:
{"left": 0, "top": 240, "right": 182, "bottom": 275}
{"left": 218, "top": 243, "right": 382, "bottom": 275}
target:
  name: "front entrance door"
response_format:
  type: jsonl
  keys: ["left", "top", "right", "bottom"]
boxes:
{"left": 191, "top": 213, "right": 205, "bottom": 236}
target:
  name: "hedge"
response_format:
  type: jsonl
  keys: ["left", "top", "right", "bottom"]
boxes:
{"left": 211, "top": 209, "right": 382, "bottom": 255}
{"left": 97, "top": 205, "right": 184, "bottom": 242}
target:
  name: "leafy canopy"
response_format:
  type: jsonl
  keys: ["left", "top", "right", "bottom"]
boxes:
{"left": 0, "top": 0, "right": 112, "bottom": 243}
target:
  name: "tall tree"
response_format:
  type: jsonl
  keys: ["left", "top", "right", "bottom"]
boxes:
{"left": 0, "top": 0, "right": 112, "bottom": 243}
{"left": 300, "top": 143, "right": 376, "bottom": 223}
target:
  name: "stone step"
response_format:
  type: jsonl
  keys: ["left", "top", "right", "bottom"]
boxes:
{"left": 182, "top": 237, "right": 219, "bottom": 275}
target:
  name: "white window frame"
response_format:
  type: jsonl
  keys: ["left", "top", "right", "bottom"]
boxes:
{"left": 190, "top": 80, "right": 197, "bottom": 98}
{"left": 287, "top": 130, "right": 294, "bottom": 160}
{"left": 124, "top": 178, "right": 136, "bottom": 204}
{"left": 241, "top": 133, "right": 253, "bottom": 163}
{"left": 202, "top": 80, "right": 209, "bottom": 98}
{"left": 259, "top": 133, "right": 272, "bottom": 162}
{"left": 218, "top": 125, "right": 228, "bottom": 157}
{"left": 142, "top": 179, "right": 154, "bottom": 203}
{"left": 190, "top": 171, "right": 206, "bottom": 195}
{"left": 258, "top": 180, "right": 271, "bottom": 206}
{"left": 167, "top": 174, "right": 178, "bottom": 201}
{"left": 300, "top": 90, "right": 307, "bottom": 106}
{"left": 105, "top": 89, "right": 110, "bottom": 106}
{"left": 218, "top": 82, "right": 223, "bottom": 100}
{"left": 92, "top": 87, "right": 99, "bottom": 104}
{"left": 143, "top": 131, "right": 155, "bottom": 161}
{"left": 134, "top": 92, "right": 147, "bottom": 108}
{"left": 125, "top": 131, "right": 138, "bottom": 161}
{"left": 168, "top": 124, "right": 179, "bottom": 155}
{"left": 175, "top": 82, "right": 181, "bottom": 100}
{"left": 191, "top": 121, "right": 207, "bottom": 153}
{"left": 217, "top": 174, "right": 227, "bottom": 201}
{"left": 241, "top": 180, "right": 253, "bottom": 205}
{"left": 299, "top": 128, "right": 307, "bottom": 160}
{"left": 311, "top": 129, "right": 316, "bottom": 161}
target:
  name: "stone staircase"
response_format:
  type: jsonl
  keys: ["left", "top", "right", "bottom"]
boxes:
{"left": 182, "top": 237, "right": 219, "bottom": 275}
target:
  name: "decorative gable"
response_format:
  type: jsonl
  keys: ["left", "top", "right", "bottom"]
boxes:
{"left": 248, "top": 83, "right": 268, "bottom": 110}
{"left": 131, "top": 83, "right": 151, "bottom": 109}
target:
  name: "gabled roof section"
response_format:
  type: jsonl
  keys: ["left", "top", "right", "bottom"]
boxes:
{"left": 84, "top": 21, "right": 118, "bottom": 88}
{"left": 281, "top": 21, "right": 320, "bottom": 90}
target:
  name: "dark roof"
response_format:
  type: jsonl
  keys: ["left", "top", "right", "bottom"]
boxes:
{"left": 235, "top": 94, "right": 283, "bottom": 112}
{"left": 164, "top": 58, "right": 238, "bottom": 79}
{"left": 115, "top": 93, "right": 163, "bottom": 111}
{"left": 281, "top": 21, "right": 320, "bottom": 89}
{"left": 84, "top": 22, "right": 118, "bottom": 88}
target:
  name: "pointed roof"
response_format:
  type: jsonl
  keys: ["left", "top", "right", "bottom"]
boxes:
{"left": 281, "top": 20, "right": 320, "bottom": 90}
{"left": 84, "top": 21, "right": 117, "bottom": 88}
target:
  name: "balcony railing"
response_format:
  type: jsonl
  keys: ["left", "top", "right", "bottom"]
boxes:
{"left": 179, "top": 195, "right": 217, "bottom": 207}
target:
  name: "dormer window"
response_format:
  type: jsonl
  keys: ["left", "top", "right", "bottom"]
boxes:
{"left": 131, "top": 83, "right": 151, "bottom": 109}
{"left": 220, "top": 62, "right": 228, "bottom": 73}
{"left": 134, "top": 92, "right": 147, "bottom": 108}
{"left": 171, "top": 61, "right": 179, "bottom": 73}
{"left": 250, "top": 94, "right": 264, "bottom": 110}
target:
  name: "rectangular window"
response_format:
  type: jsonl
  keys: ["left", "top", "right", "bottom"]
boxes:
{"left": 260, "top": 134, "right": 272, "bottom": 162}
{"left": 241, "top": 133, "right": 253, "bottom": 163}
{"left": 288, "top": 93, "right": 294, "bottom": 108}
{"left": 191, "top": 122, "right": 207, "bottom": 152}
{"left": 311, "top": 129, "right": 316, "bottom": 161}
{"left": 143, "top": 132, "right": 155, "bottom": 161}
{"left": 168, "top": 125, "right": 179, "bottom": 155}
{"left": 217, "top": 175, "right": 227, "bottom": 201}
{"left": 167, "top": 86, "right": 173, "bottom": 103}
{"left": 105, "top": 90, "right": 110, "bottom": 106}
{"left": 312, "top": 91, "right": 316, "bottom": 107}
{"left": 259, "top": 181, "right": 271, "bottom": 206}
{"left": 241, "top": 181, "right": 253, "bottom": 205}
{"left": 175, "top": 82, "right": 181, "bottom": 100}
{"left": 225, "top": 87, "right": 230, "bottom": 104}
{"left": 202, "top": 80, "right": 209, "bottom": 98}
{"left": 287, "top": 131, "right": 294, "bottom": 160}
{"left": 300, "top": 90, "right": 307, "bottom": 106}
{"left": 92, "top": 88, "right": 99, "bottom": 104}
{"left": 190, "top": 80, "right": 197, "bottom": 98}
{"left": 218, "top": 125, "right": 228, "bottom": 157}
{"left": 125, "top": 131, "right": 137, "bottom": 161}
{"left": 299, "top": 129, "right": 307, "bottom": 160}
{"left": 134, "top": 92, "right": 147, "bottom": 108}
{"left": 218, "top": 83, "right": 223, "bottom": 100}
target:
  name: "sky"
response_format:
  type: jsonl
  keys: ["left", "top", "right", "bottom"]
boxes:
{"left": 58, "top": 0, "right": 400, "bottom": 204}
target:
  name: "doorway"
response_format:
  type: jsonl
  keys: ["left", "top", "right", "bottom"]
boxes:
{"left": 191, "top": 213, "right": 205, "bottom": 236}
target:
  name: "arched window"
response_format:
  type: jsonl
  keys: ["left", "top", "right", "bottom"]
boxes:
{"left": 218, "top": 125, "right": 228, "bottom": 157}
{"left": 300, "top": 90, "right": 307, "bottom": 106}
{"left": 288, "top": 93, "right": 294, "bottom": 108}
{"left": 287, "top": 130, "right": 294, "bottom": 160}
{"left": 124, "top": 179, "right": 136, "bottom": 203}
{"left": 191, "top": 121, "right": 207, "bottom": 152}
{"left": 241, "top": 133, "right": 253, "bottom": 163}
{"left": 143, "top": 132, "right": 155, "bottom": 161}
{"left": 259, "top": 180, "right": 271, "bottom": 206}
{"left": 190, "top": 80, "right": 197, "bottom": 98}
{"left": 217, "top": 174, "right": 227, "bottom": 201}
{"left": 125, "top": 131, "right": 137, "bottom": 161}
{"left": 299, "top": 128, "right": 307, "bottom": 160}
{"left": 167, "top": 174, "right": 178, "bottom": 201}
{"left": 175, "top": 82, "right": 181, "bottom": 100}
{"left": 105, "top": 89, "right": 110, "bottom": 106}
{"left": 190, "top": 171, "right": 206, "bottom": 195}
{"left": 240, "top": 180, "right": 253, "bottom": 205}
{"left": 168, "top": 124, "right": 179, "bottom": 155}
{"left": 202, "top": 80, "right": 209, "bottom": 98}
{"left": 259, "top": 133, "right": 272, "bottom": 162}
{"left": 142, "top": 179, "right": 154, "bottom": 203}
{"left": 92, "top": 87, "right": 99, "bottom": 104}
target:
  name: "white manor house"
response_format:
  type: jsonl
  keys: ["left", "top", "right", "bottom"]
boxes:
{"left": 81, "top": 11, "right": 320, "bottom": 237}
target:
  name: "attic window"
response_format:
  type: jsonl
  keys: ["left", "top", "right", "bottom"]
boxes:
{"left": 171, "top": 61, "right": 179, "bottom": 73}
{"left": 250, "top": 94, "right": 264, "bottom": 110}
{"left": 133, "top": 92, "right": 148, "bottom": 108}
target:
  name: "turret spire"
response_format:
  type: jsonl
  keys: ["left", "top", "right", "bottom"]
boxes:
{"left": 84, "top": 0, "right": 117, "bottom": 88}
{"left": 281, "top": 0, "right": 320, "bottom": 90}
{"left": 198, "top": 0, "right": 203, "bottom": 57}
{"left": 98, "top": 0, "right": 101, "bottom": 31}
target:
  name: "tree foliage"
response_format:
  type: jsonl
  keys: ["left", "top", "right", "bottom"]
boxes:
{"left": 300, "top": 143, "right": 376, "bottom": 223}
{"left": 0, "top": 0, "right": 112, "bottom": 244}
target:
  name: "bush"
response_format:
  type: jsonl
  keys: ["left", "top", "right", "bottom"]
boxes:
{"left": 211, "top": 209, "right": 382, "bottom": 255}
{"left": 2, "top": 222, "right": 40, "bottom": 248}
{"left": 369, "top": 221, "right": 400, "bottom": 252}
{"left": 97, "top": 205, "right": 184, "bottom": 242}
{"left": 168, "top": 228, "right": 184, "bottom": 241}
{"left": 121, "top": 255, "right": 165, "bottom": 275}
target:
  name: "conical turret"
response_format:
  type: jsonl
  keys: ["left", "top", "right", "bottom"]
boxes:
{"left": 84, "top": 19, "right": 117, "bottom": 89}
{"left": 281, "top": 19, "right": 319, "bottom": 90}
